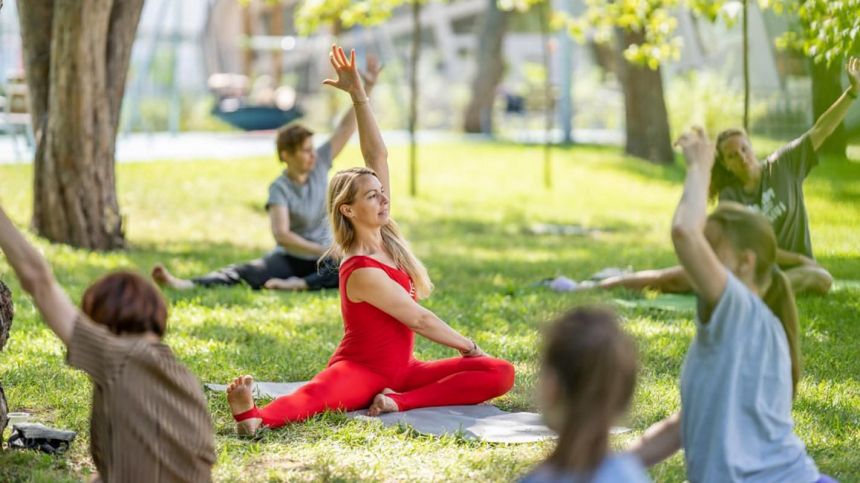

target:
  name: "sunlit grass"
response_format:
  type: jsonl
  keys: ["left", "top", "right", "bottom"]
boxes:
{"left": 0, "top": 141, "right": 858, "bottom": 481}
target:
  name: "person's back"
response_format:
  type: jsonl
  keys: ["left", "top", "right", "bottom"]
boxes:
{"left": 0, "top": 204, "right": 218, "bottom": 483}
{"left": 680, "top": 271, "right": 817, "bottom": 482}
{"left": 68, "top": 314, "right": 214, "bottom": 482}
{"left": 521, "top": 453, "right": 649, "bottom": 483}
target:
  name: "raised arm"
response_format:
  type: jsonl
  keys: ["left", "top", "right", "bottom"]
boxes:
{"left": 346, "top": 267, "right": 484, "bottom": 357}
{"left": 671, "top": 127, "right": 727, "bottom": 306}
{"left": 323, "top": 45, "right": 391, "bottom": 202}
{"left": 0, "top": 205, "right": 76, "bottom": 345}
{"left": 327, "top": 55, "right": 384, "bottom": 160}
{"left": 808, "top": 57, "right": 860, "bottom": 152}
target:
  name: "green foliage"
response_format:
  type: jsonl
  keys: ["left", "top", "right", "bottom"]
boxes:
{"left": 766, "top": 0, "right": 860, "bottom": 66}
{"left": 666, "top": 70, "right": 767, "bottom": 137}
{"left": 294, "top": 0, "right": 415, "bottom": 35}
{"left": 1, "top": 142, "right": 859, "bottom": 481}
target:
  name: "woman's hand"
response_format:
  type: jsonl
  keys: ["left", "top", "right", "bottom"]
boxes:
{"left": 675, "top": 126, "right": 715, "bottom": 171}
{"left": 847, "top": 57, "right": 860, "bottom": 97}
{"left": 459, "top": 341, "right": 488, "bottom": 358}
{"left": 360, "top": 55, "right": 384, "bottom": 93}
{"left": 323, "top": 44, "right": 366, "bottom": 100}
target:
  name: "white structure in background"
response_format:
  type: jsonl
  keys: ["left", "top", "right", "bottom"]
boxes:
{"left": 2, "top": 0, "right": 853, "bottom": 142}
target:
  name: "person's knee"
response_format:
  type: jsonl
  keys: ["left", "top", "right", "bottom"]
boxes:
{"left": 811, "top": 269, "right": 834, "bottom": 295}
{"left": 488, "top": 359, "right": 516, "bottom": 395}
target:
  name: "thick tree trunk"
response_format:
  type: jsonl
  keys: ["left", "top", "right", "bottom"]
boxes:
{"left": 616, "top": 29, "right": 674, "bottom": 164}
{"left": 18, "top": 0, "right": 143, "bottom": 250}
{"left": 811, "top": 59, "right": 847, "bottom": 156}
{"left": 463, "top": 0, "right": 508, "bottom": 134}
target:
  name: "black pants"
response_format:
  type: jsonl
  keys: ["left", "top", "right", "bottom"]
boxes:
{"left": 191, "top": 252, "right": 339, "bottom": 291}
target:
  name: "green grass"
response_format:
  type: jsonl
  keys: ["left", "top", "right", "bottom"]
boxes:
{"left": 0, "top": 141, "right": 858, "bottom": 482}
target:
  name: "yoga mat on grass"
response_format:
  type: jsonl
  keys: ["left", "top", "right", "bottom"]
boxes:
{"left": 613, "top": 294, "right": 697, "bottom": 313}
{"left": 205, "top": 382, "right": 632, "bottom": 443}
{"left": 613, "top": 279, "right": 860, "bottom": 313}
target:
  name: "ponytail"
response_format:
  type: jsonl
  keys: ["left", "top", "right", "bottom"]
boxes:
{"left": 763, "top": 269, "right": 801, "bottom": 397}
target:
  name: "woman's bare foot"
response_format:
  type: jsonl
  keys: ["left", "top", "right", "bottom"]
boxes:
{"left": 151, "top": 263, "right": 195, "bottom": 290}
{"left": 264, "top": 277, "right": 308, "bottom": 291}
{"left": 226, "top": 375, "right": 261, "bottom": 435}
{"left": 367, "top": 388, "right": 400, "bottom": 417}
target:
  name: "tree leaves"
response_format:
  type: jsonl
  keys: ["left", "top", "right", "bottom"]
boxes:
{"left": 767, "top": 0, "right": 860, "bottom": 66}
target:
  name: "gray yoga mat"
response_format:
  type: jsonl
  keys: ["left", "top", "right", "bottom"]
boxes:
{"left": 206, "top": 381, "right": 631, "bottom": 443}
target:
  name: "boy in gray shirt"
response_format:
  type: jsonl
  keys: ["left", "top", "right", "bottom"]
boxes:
{"left": 151, "top": 57, "right": 382, "bottom": 291}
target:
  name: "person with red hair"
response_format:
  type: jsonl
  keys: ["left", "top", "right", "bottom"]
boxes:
{"left": 0, "top": 204, "right": 215, "bottom": 483}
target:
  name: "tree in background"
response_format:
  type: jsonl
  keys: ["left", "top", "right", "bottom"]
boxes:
{"left": 18, "top": 0, "right": 144, "bottom": 250}
{"left": 767, "top": 0, "right": 860, "bottom": 156}
{"left": 559, "top": 1, "right": 687, "bottom": 164}
{"left": 463, "top": 0, "right": 510, "bottom": 134}
{"left": 296, "top": 0, "right": 424, "bottom": 196}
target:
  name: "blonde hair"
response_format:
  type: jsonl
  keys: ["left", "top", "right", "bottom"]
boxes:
{"left": 324, "top": 167, "right": 433, "bottom": 299}
{"left": 708, "top": 202, "right": 801, "bottom": 396}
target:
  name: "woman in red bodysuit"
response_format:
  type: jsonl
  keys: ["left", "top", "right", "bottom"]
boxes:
{"left": 225, "top": 45, "right": 515, "bottom": 434}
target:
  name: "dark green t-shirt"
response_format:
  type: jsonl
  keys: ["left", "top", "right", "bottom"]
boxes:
{"left": 720, "top": 135, "right": 819, "bottom": 260}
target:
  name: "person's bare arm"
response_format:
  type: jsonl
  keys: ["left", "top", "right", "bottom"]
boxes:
{"left": 0, "top": 205, "right": 76, "bottom": 345}
{"left": 327, "top": 55, "right": 384, "bottom": 160}
{"left": 671, "top": 127, "right": 727, "bottom": 307}
{"left": 323, "top": 45, "right": 391, "bottom": 202}
{"left": 808, "top": 57, "right": 860, "bottom": 152}
{"left": 268, "top": 205, "right": 326, "bottom": 257}
{"left": 346, "top": 267, "right": 484, "bottom": 356}
{"left": 777, "top": 248, "right": 817, "bottom": 268}
{"left": 627, "top": 412, "right": 683, "bottom": 468}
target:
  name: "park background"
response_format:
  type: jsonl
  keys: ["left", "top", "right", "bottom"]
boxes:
{"left": 0, "top": 0, "right": 858, "bottom": 481}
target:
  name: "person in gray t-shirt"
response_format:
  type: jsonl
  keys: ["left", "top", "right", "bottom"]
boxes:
{"left": 628, "top": 128, "right": 827, "bottom": 483}
{"left": 150, "top": 57, "right": 383, "bottom": 292}
{"left": 562, "top": 56, "right": 860, "bottom": 296}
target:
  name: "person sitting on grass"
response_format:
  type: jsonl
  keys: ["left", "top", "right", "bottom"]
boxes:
{"left": 627, "top": 128, "right": 834, "bottom": 483}
{"left": 152, "top": 55, "right": 383, "bottom": 293}
{"left": 0, "top": 205, "right": 215, "bottom": 483}
{"left": 224, "top": 45, "right": 515, "bottom": 434}
{"left": 556, "top": 57, "right": 860, "bottom": 297}
{"left": 519, "top": 307, "right": 651, "bottom": 483}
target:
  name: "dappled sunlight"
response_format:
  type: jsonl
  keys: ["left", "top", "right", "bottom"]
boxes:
{"left": 1, "top": 141, "right": 858, "bottom": 481}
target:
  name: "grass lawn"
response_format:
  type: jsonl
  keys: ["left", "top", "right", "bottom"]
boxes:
{"left": 0, "top": 140, "right": 858, "bottom": 482}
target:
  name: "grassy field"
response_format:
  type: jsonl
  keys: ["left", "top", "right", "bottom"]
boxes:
{"left": 0, "top": 140, "right": 858, "bottom": 482}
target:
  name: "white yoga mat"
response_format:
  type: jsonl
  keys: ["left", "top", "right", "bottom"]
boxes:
{"left": 206, "top": 381, "right": 630, "bottom": 443}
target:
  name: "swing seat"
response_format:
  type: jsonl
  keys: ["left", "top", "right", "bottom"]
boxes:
{"left": 212, "top": 104, "right": 303, "bottom": 131}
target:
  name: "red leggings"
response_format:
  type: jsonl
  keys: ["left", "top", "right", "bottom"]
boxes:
{"left": 236, "top": 357, "right": 515, "bottom": 428}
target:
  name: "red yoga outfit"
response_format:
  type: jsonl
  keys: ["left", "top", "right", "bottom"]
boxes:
{"left": 234, "top": 255, "right": 515, "bottom": 428}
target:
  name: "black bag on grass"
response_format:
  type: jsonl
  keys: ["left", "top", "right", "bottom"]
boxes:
{"left": 8, "top": 423, "right": 76, "bottom": 454}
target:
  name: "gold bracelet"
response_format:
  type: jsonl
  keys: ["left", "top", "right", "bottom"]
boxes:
{"left": 353, "top": 98, "right": 369, "bottom": 106}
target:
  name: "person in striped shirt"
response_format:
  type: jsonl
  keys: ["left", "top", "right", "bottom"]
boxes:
{"left": 0, "top": 204, "right": 215, "bottom": 483}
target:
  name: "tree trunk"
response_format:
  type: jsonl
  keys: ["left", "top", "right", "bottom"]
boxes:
{"left": 0, "top": 280, "right": 11, "bottom": 440}
{"left": 539, "top": 2, "right": 553, "bottom": 188}
{"left": 19, "top": 0, "right": 144, "bottom": 250}
{"left": 616, "top": 29, "right": 674, "bottom": 164}
{"left": 811, "top": 59, "right": 847, "bottom": 156}
{"left": 0, "top": 280, "right": 12, "bottom": 353}
{"left": 463, "top": 0, "right": 508, "bottom": 134}
{"left": 409, "top": 2, "right": 420, "bottom": 197}
{"left": 743, "top": 0, "right": 750, "bottom": 132}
